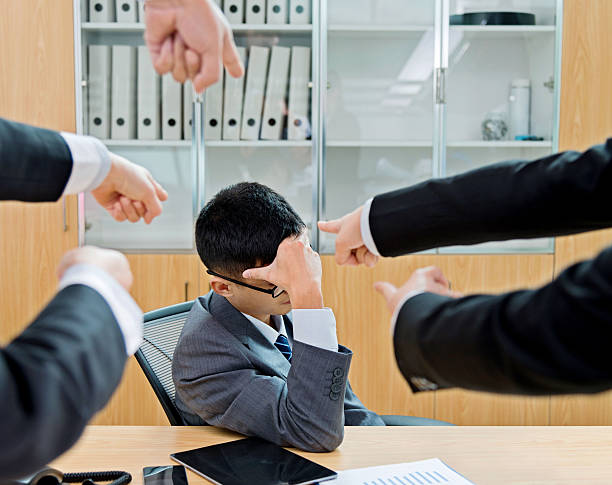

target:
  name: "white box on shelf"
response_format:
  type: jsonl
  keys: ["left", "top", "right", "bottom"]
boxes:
{"left": 224, "top": 0, "right": 244, "bottom": 24}
{"left": 115, "top": 0, "right": 137, "bottom": 22}
{"left": 241, "top": 46, "right": 270, "bottom": 140}
{"left": 288, "top": 46, "right": 310, "bottom": 140}
{"left": 89, "top": 0, "right": 115, "bottom": 22}
{"left": 88, "top": 45, "right": 111, "bottom": 139}
{"left": 246, "top": 0, "right": 266, "bottom": 24}
{"left": 261, "top": 46, "right": 290, "bottom": 140}
{"left": 183, "top": 81, "right": 194, "bottom": 140}
{"left": 111, "top": 46, "right": 137, "bottom": 139}
{"left": 223, "top": 46, "right": 246, "bottom": 140}
{"left": 138, "top": 0, "right": 145, "bottom": 22}
{"left": 266, "top": 0, "right": 287, "bottom": 24}
{"left": 289, "top": 0, "right": 310, "bottom": 24}
{"left": 162, "top": 75, "right": 182, "bottom": 140}
{"left": 137, "top": 46, "right": 160, "bottom": 140}
{"left": 205, "top": 72, "right": 224, "bottom": 140}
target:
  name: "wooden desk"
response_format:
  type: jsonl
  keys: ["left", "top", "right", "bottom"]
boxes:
{"left": 52, "top": 426, "right": 612, "bottom": 484}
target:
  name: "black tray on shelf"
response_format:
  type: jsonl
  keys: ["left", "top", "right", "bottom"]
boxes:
{"left": 450, "top": 11, "right": 536, "bottom": 26}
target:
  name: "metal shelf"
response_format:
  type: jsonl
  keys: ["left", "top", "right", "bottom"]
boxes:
{"left": 82, "top": 22, "right": 312, "bottom": 33}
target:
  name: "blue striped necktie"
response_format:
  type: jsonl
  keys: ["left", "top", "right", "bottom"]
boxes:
{"left": 274, "top": 334, "right": 292, "bottom": 362}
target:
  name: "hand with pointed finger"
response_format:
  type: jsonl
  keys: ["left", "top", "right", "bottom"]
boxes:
{"left": 318, "top": 205, "right": 379, "bottom": 268}
{"left": 57, "top": 246, "right": 133, "bottom": 291}
{"left": 374, "top": 266, "right": 463, "bottom": 315}
{"left": 242, "top": 235, "right": 324, "bottom": 309}
{"left": 91, "top": 151, "right": 168, "bottom": 224}
{"left": 144, "top": 0, "right": 244, "bottom": 92}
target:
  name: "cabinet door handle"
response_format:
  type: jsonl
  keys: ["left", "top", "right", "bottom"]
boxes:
{"left": 184, "top": 281, "right": 189, "bottom": 301}
{"left": 63, "top": 196, "right": 68, "bottom": 232}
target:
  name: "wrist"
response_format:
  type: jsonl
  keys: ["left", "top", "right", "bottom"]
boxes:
{"left": 289, "top": 283, "right": 323, "bottom": 309}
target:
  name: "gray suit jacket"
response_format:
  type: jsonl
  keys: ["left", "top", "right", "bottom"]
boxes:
{"left": 173, "top": 291, "right": 384, "bottom": 452}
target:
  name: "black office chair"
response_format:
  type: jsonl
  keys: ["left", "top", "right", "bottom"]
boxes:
{"left": 135, "top": 301, "right": 452, "bottom": 427}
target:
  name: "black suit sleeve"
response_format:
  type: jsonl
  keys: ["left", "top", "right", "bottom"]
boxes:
{"left": 394, "top": 245, "right": 612, "bottom": 395}
{"left": 0, "top": 285, "right": 128, "bottom": 478}
{"left": 0, "top": 118, "right": 73, "bottom": 202}
{"left": 370, "top": 139, "right": 612, "bottom": 255}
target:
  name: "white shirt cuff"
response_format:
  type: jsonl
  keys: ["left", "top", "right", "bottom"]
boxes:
{"left": 60, "top": 132, "right": 111, "bottom": 195}
{"left": 390, "top": 290, "right": 425, "bottom": 336}
{"left": 292, "top": 308, "right": 339, "bottom": 352}
{"left": 58, "top": 264, "right": 143, "bottom": 355}
{"left": 361, "top": 198, "right": 381, "bottom": 257}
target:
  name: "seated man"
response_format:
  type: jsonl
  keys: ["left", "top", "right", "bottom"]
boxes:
{"left": 173, "top": 182, "right": 385, "bottom": 452}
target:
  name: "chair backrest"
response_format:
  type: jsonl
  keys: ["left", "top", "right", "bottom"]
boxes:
{"left": 134, "top": 300, "right": 194, "bottom": 426}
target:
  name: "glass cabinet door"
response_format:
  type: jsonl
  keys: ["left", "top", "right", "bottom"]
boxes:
{"left": 321, "top": 0, "right": 436, "bottom": 253}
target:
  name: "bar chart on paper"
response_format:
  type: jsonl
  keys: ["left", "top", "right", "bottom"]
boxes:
{"left": 334, "top": 458, "right": 475, "bottom": 485}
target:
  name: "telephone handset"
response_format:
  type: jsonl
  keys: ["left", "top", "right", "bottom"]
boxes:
{"left": 6, "top": 468, "right": 131, "bottom": 485}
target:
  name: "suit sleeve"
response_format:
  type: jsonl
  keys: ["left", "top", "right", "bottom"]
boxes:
{"left": 370, "top": 139, "right": 612, "bottom": 256}
{"left": 0, "top": 285, "right": 128, "bottom": 478}
{"left": 0, "top": 118, "right": 73, "bottom": 202}
{"left": 393, "top": 245, "right": 612, "bottom": 395}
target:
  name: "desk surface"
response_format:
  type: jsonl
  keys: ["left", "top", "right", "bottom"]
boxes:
{"left": 52, "top": 426, "right": 612, "bottom": 484}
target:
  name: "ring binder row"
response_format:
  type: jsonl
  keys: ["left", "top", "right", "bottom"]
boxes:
{"left": 86, "top": 44, "right": 311, "bottom": 142}
{"left": 88, "top": 0, "right": 311, "bottom": 25}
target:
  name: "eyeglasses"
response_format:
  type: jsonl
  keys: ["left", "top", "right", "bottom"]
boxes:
{"left": 206, "top": 269, "right": 286, "bottom": 298}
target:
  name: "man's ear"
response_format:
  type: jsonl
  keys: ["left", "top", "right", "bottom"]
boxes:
{"left": 210, "top": 279, "right": 233, "bottom": 297}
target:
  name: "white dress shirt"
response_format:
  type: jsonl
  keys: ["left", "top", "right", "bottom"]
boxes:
{"left": 56, "top": 132, "right": 143, "bottom": 356}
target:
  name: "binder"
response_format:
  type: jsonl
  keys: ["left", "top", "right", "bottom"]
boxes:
{"left": 162, "top": 75, "right": 183, "bottom": 140}
{"left": 288, "top": 46, "right": 310, "bottom": 140}
{"left": 116, "top": 0, "right": 137, "bottom": 22}
{"left": 266, "top": 0, "right": 287, "bottom": 24}
{"left": 88, "top": 45, "right": 111, "bottom": 139}
{"left": 289, "top": 0, "right": 310, "bottom": 24}
{"left": 137, "top": 46, "right": 160, "bottom": 140}
{"left": 222, "top": 47, "right": 246, "bottom": 140}
{"left": 261, "top": 46, "right": 290, "bottom": 140}
{"left": 89, "top": 0, "right": 115, "bottom": 22}
{"left": 224, "top": 0, "right": 244, "bottom": 24}
{"left": 183, "top": 81, "right": 194, "bottom": 140}
{"left": 204, "top": 71, "right": 224, "bottom": 140}
{"left": 138, "top": 0, "right": 145, "bottom": 22}
{"left": 246, "top": 0, "right": 266, "bottom": 24}
{"left": 240, "top": 46, "right": 270, "bottom": 140}
{"left": 111, "top": 46, "right": 137, "bottom": 139}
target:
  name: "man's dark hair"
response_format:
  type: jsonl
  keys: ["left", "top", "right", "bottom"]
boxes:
{"left": 195, "top": 182, "right": 306, "bottom": 276}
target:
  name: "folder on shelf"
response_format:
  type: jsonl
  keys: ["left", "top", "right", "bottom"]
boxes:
{"left": 204, "top": 71, "right": 224, "bottom": 140}
{"left": 240, "top": 46, "right": 270, "bottom": 140}
{"left": 266, "top": 0, "right": 287, "bottom": 24}
{"left": 111, "top": 46, "right": 137, "bottom": 140}
{"left": 183, "top": 81, "right": 194, "bottom": 140}
{"left": 89, "top": 0, "right": 115, "bottom": 22}
{"left": 137, "top": 46, "right": 160, "bottom": 140}
{"left": 246, "top": 0, "right": 266, "bottom": 24}
{"left": 261, "top": 46, "right": 290, "bottom": 140}
{"left": 224, "top": 0, "right": 244, "bottom": 24}
{"left": 162, "top": 75, "right": 183, "bottom": 140}
{"left": 288, "top": 46, "right": 310, "bottom": 140}
{"left": 289, "top": 0, "right": 310, "bottom": 24}
{"left": 138, "top": 0, "right": 145, "bottom": 22}
{"left": 88, "top": 45, "right": 111, "bottom": 139}
{"left": 222, "top": 46, "right": 246, "bottom": 140}
{"left": 115, "top": 0, "right": 137, "bottom": 22}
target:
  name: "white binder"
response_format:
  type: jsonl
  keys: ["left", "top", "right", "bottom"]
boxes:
{"left": 88, "top": 45, "right": 111, "bottom": 139}
{"left": 261, "top": 46, "right": 290, "bottom": 140}
{"left": 266, "top": 0, "right": 287, "bottom": 24}
{"left": 240, "top": 46, "right": 270, "bottom": 140}
{"left": 111, "top": 46, "right": 137, "bottom": 139}
{"left": 222, "top": 47, "right": 246, "bottom": 140}
{"left": 162, "top": 75, "right": 182, "bottom": 140}
{"left": 204, "top": 71, "right": 224, "bottom": 140}
{"left": 183, "top": 81, "right": 194, "bottom": 140}
{"left": 138, "top": 0, "right": 145, "bottom": 22}
{"left": 224, "top": 0, "right": 244, "bottom": 24}
{"left": 116, "top": 0, "right": 137, "bottom": 22}
{"left": 89, "top": 0, "right": 115, "bottom": 22}
{"left": 137, "top": 46, "right": 160, "bottom": 140}
{"left": 289, "top": 0, "right": 310, "bottom": 24}
{"left": 288, "top": 46, "right": 310, "bottom": 140}
{"left": 246, "top": 0, "right": 266, "bottom": 24}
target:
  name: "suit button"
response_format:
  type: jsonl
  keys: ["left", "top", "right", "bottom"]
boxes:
{"left": 329, "top": 392, "right": 339, "bottom": 401}
{"left": 331, "top": 383, "right": 342, "bottom": 393}
{"left": 332, "top": 376, "right": 343, "bottom": 384}
{"left": 333, "top": 368, "right": 344, "bottom": 377}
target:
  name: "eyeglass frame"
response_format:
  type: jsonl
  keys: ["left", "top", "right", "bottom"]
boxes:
{"left": 206, "top": 269, "right": 286, "bottom": 298}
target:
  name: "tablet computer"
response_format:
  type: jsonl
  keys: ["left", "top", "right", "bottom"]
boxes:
{"left": 170, "top": 437, "right": 338, "bottom": 485}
